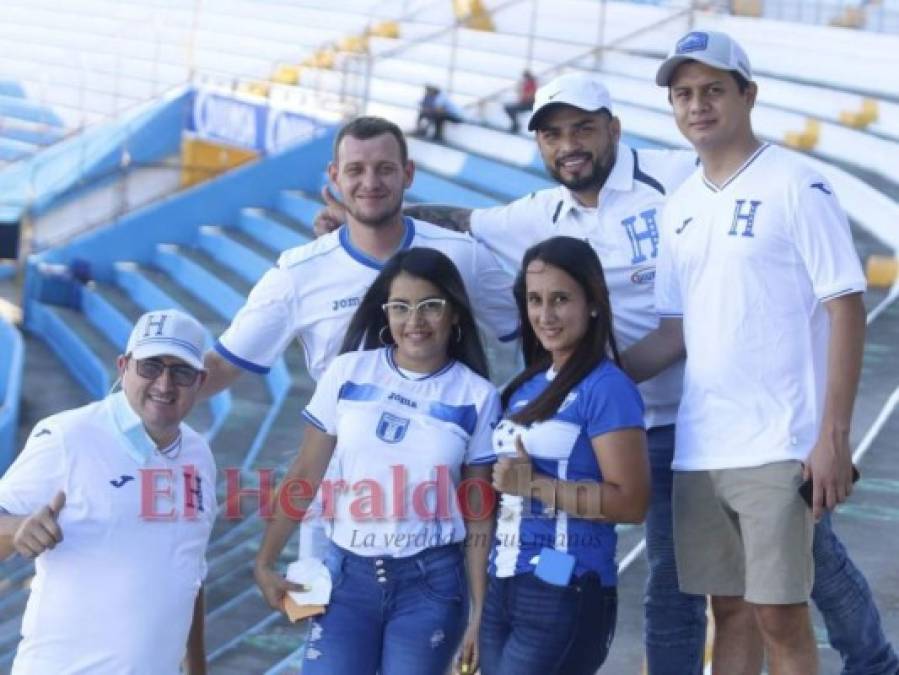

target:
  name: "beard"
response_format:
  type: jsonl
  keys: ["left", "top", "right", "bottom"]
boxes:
{"left": 346, "top": 195, "right": 404, "bottom": 229}
{"left": 546, "top": 145, "right": 617, "bottom": 194}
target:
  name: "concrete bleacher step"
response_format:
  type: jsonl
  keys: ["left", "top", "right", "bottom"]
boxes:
{"left": 207, "top": 616, "right": 303, "bottom": 675}
{"left": 0, "top": 93, "right": 62, "bottom": 127}
{"left": 274, "top": 192, "right": 322, "bottom": 231}
{"left": 409, "top": 137, "right": 552, "bottom": 203}
{"left": 217, "top": 226, "right": 280, "bottom": 263}
{"left": 205, "top": 587, "right": 279, "bottom": 658}
{"left": 89, "top": 280, "right": 147, "bottom": 322}
{"left": 15, "top": 332, "right": 92, "bottom": 444}
{"left": 170, "top": 245, "right": 255, "bottom": 300}
{"left": 247, "top": 378, "right": 312, "bottom": 471}
{"left": 196, "top": 226, "right": 271, "bottom": 287}
{"left": 237, "top": 208, "right": 313, "bottom": 256}
{"left": 51, "top": 305, "right": 120, "bottom": 387}
{"left": 0, "top": 123, "right": 65, "bottom": 146}
{"left": 406, "top": 167, "right": 500, "bottom": 208}
{"left": 0, "top": 137, "right": 35, "bottom": 162}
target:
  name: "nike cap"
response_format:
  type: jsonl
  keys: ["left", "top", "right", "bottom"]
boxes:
{"left": 528, "top": 72, "right": 613, "bottom": 131}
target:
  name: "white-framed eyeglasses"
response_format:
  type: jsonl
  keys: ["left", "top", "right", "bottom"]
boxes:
{"left": 382, "top": 298, "right": 448, "bottom": 321}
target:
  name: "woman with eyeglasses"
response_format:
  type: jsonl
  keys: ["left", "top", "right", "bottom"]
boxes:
{"left": 479, "top": 236, "right": 651, "bottom": 675}
{"left": 255, "top": 247, "right": 501, "bottom": 675}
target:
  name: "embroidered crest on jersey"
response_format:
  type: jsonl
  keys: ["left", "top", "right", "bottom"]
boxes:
{"left": 377, "top": 412, "right": 410, "bottom": 443}
{"left": 620, "top": 208, "right": 660, "bottom": 263}
{"left": 729, "top": 200, "right": 762, "bottom": 237}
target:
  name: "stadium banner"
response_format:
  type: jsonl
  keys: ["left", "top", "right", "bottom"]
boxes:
{"left": 187, "top": 89, "right": 328, "bottom": 155}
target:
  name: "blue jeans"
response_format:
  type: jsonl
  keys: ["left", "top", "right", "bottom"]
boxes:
{"left": 302, "top": 543, "right": 468, "bottom": 675}
{"left": 647, "top": 425, "right": 898, "bottom": 675}
{"left": 479, "top": 572, "right": 617, "bottom": 675}
{"left": 644, "top": 425, "right": 707, "bottom": 675}
{"left": 812, "top": 512, "right": 899, "bottom": 675}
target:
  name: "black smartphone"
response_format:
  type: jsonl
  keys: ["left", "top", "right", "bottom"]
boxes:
{"left": 798, "top": 465, "right": 860, "bottom": 508}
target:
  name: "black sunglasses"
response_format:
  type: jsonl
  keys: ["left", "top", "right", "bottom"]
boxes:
{"left": 133, "top": 358, "right": 201, "bottom": 387}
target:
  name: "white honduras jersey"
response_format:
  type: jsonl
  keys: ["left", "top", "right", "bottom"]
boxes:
{"left": 470, "top": 144, "right": 697, "bottom": 428}
{"left": 215, "top": 217, "right": 518, "bottom": 381}
{"left": 0, "top": 395, "right": 216, "bottom": 675}
{"left": 655, "top": 144, "right": 866, "bottom": 471}
{"left": 302, "top": 348, "right": 501, "bottom": 558}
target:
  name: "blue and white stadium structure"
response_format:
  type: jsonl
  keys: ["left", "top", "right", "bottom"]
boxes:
{"left": 0, "top": 1, "right": 897, "bottom": 672}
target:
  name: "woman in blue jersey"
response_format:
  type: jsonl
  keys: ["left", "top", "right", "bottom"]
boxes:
{"left": 254, "top": 247, "right": 500, "bottom": 675}
{"left": 480, "top": 236, "right": 651, "bottom": 675}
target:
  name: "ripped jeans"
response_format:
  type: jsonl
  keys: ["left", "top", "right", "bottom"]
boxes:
{"left": 301, "top": 542, "right": 468, "bottom": 675}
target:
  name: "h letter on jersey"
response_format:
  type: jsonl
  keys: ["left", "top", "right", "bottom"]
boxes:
{"left": 729, "top": 200, "right": 762, "bottom": 238}
{"left": 377, "top": 412, "right": 410, "bottom": 443}
{"left": 621, "top": 209, "right": 660, "bottom": 264}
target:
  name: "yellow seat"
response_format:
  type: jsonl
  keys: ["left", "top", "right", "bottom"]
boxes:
{"left": 338, "top": 35, "right": 368, "bottom": 53}
{"left": 303, "top": 49, "right": 336, "bottom": 70}
{"left": 271, "top": 64, "right": 301, "bottom": 86}
{"left": 861, "top": 98, "right": 879, "bottom": 124}
{"left": 453, "top": 0, "right": 495, "bottom": 31}
{"left": 369, "top": 21, "right": 399, "bottom": 39}
{"left": 784, "top": 118, "right": 820, "bottom": 150}
{"left": 236, "top": 80, "right": 271, "bottom": 98}
{"left": 866, "top": 255, "right": 899, "bottom": 288}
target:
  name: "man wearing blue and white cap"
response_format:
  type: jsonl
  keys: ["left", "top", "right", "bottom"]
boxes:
{"left": 0, "top": 309, "right": 216, "bottom": 674}
{"left": 629, "top": 29, "right": 898, "bottom": 674}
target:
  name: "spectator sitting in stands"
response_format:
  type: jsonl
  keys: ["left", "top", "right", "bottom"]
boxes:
{"left": 415, "top": 85, "right": 463, "bottom": 142}
{"left": 504, "top": 70, "right": 537, "bottom": 133}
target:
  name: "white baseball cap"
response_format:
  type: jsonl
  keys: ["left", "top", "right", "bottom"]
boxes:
{"left": 656, "top": 31, "right": 752, "bottom": 87}
{"left": 528, "top": 72, "right": 613, "bottom": 131}
{"left": 126, "top": 309, "right": 206, "bottom": 371}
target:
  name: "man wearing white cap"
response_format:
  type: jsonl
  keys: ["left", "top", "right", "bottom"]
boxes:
{"left": 629, "top": 29, "right": 896, "bottom": 674}
{"left": 0, "top": 309, "right": 216, "bottom": 674}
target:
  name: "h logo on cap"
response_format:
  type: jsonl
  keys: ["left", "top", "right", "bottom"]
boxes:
{"left": 143, "top": 313, "right": 168, "bottom": 338}
{"left": 676, "top": 32, "right": 709, "bottom": 54}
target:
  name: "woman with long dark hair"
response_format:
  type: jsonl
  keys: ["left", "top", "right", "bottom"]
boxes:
{"left": 480, "top": 236, "right": 651, "bottom": 675}
{"left": 255, "top": 247, "right": 498, "bottom": 675}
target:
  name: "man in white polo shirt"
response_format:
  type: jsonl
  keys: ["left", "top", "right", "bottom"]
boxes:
{"left": 315, "top": 71, "right": 897, "bottom": 674}
{"left": 0, "top": 309, "right": 216, "bottom": 674}
{"left": 640, "top": 30, "right": 874, "bottom": 673}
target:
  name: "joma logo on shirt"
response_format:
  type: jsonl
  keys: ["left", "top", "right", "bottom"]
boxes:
{"left": 630, "top": 267, "right": 655, "bottom": 284}
{"left": 332, "top": 296, "right": 361, "bottom": 312}
{"left": 388, "top": 392, "right": 418, "bottom": 409}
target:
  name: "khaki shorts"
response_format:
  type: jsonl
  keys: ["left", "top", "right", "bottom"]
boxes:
{"left": 673, "top": 461, "right": 813, "bottom": 605}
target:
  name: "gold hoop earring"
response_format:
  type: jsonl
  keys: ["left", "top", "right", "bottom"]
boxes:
{"left": 379, "top": 326, "right": 393, "bottom": 346}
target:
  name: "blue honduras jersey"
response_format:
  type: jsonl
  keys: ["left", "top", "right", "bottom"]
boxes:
{"left": 489, "top": 359, "right": 644, "bottom": 585}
